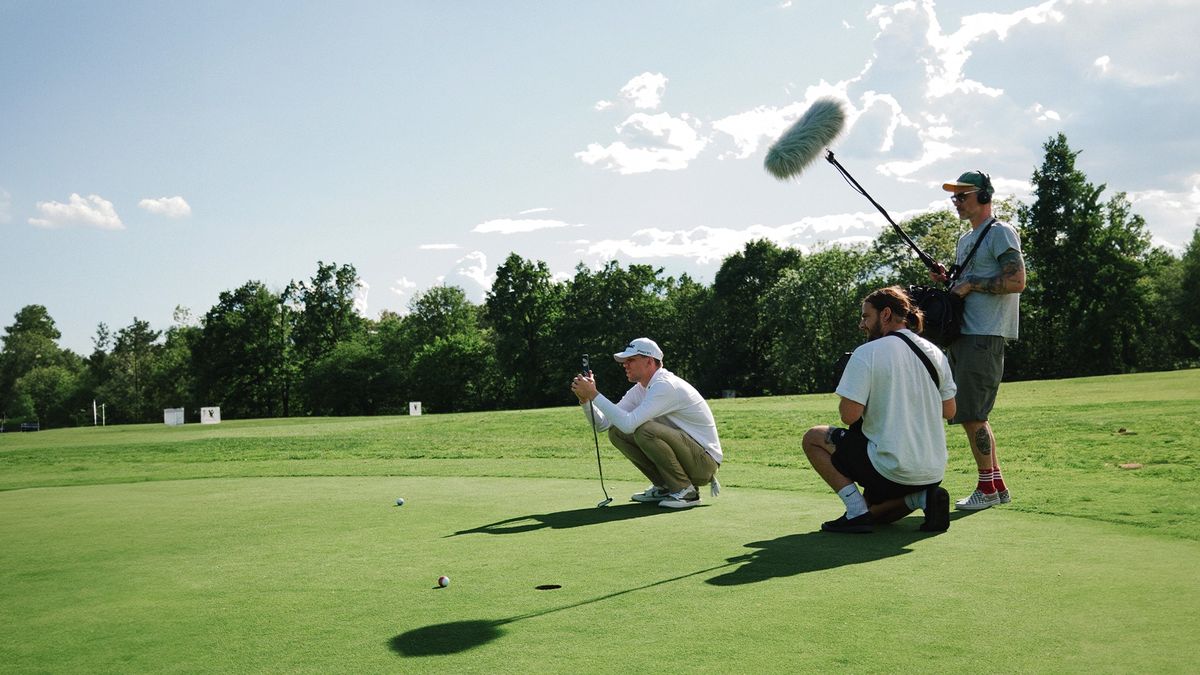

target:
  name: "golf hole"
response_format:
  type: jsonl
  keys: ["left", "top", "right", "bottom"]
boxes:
{"left": 535, "top": 584, "right": 562, "bottom": 591}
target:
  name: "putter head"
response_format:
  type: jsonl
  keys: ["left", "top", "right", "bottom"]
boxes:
{"left": 597, "top": 497, "right": 613, "bottom": 508}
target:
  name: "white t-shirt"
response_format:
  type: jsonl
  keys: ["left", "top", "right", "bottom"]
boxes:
{"left": 835, "top": 329, "right": 956, "bottom": 485}
{"left": 583, "top": 367, "right": 723, "bottom": 464}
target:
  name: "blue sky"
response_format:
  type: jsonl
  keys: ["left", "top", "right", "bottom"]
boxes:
{"left": 3, "top": 0, "right": 1198, "bottom": 354}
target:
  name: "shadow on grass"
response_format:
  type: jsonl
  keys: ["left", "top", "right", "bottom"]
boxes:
{"left": 446, "top": 502, "right": 683, "bottom": 537}
{"left": 950, "top": 509, "right": 981, "bottom": 522}
{"left": 706, "top": 523, "right": 942, "bottom": 586}
{"left": 389, "top": 620, "right": 506, "bottom": 657}
{"left": 396, "top": 520, "right": 945, "bottom": 657}
{"left": 389, "top": 560, "right": 733, "bottom": 657}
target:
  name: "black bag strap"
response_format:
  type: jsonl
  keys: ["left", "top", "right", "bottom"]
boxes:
{"left": 887, "top": 331, "right": 939, "bottom": 388}
{"left": 949, "top": 217, "right": 996, "bottom": 283}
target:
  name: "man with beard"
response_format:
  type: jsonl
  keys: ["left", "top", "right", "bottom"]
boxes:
{"left": 802, "top": 287, "right": 958, "bottom": 533}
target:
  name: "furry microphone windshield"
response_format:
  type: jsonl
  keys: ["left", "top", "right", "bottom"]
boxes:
{"left": 764, "top": 97, "right": 847, "bottom": 180}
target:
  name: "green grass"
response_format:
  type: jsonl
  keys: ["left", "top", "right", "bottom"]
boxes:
{"left": 1, "top": 370, "right": 1198, "bottom": 672}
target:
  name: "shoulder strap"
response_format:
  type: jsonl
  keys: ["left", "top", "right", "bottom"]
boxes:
{"left": 887, "top": 331, "right": 939, "bottom": 388}
{"left": 950, "top": 217, "right": 997, "bottom": 282}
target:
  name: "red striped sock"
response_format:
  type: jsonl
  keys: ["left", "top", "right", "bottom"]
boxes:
{"left": 992, "top": 469, "right": 1007, "bottom": 492}
{"left": 976, "top": 470, "right": 995, "bottom": 494}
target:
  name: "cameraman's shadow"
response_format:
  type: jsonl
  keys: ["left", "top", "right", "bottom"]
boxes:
{"left": 447, "top": 503, "right": 684, "bottom": 537}
{"left": 707, "top": 525, "right": 940, "bottom": 586}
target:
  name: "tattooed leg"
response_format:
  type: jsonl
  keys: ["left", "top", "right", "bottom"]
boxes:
{"left": 963, "top": 420, "right": 997, "bottom": 471}
{"left": 975, "top": 427, "right": 992, "bottom": 456}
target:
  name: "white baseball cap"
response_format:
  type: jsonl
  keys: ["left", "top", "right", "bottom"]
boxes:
{"left": 613, "top": 337, "right": 664, "bottom": 363}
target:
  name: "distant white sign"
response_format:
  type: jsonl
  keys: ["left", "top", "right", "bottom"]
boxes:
{"left": 409, "top": 402, "right": 422, "bottom": 416}
{"left": 163, "top": 408, "right": 185, "bottom": 426}
{"left": 200, "top": 406, "right": 221, "bottom": 424}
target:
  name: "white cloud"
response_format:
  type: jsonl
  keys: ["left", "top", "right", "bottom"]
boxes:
{"left": 917, "top": 0, "right": 1065, "bottom": 99}
{"left": 877, "top": 139, "right": 959, "bottom": 178}
{"left": 353, "top": 279, "right": 370, "bottom": 315}
{"left": 390, "top": 276, "right": 417, "bottom": 303}
{"left": 620, "top": 72, "right": 668, "bottom": 110}
{"left": 419, "top": 243, "right": 460, "bottom": 250}
{"left": 594, "top": 100, "right": 614, "bottom": 111}
{"left": 29, "top": 193, "right": 124, "bottom": 230}
{"left": 711, "top": 103, "right": 807, "bottom": 160}
{"left": 473, "top": 218, "right": 576, "bottom": 234}
{"left": 577, "top": 112, "right": 708, "bottom": 174}
{"left": 1030, "top": 103, "right": 1061, "bottom": 122}
{"left": 578, "top": 212, "right": 901, "bottom": 266}
{"left": 1091, "top": 53, "right": 1180, "bottom": 86}
{"left": 138, "top": 195, "right": 191, "bottom": 218}
{"left": 1126, "top": 174, "right": 1200, "bottom": 247}
{"left": 518, "top": 207, "right": 552, "bottom": 215}
{"left": 711, "top": 83, "right": 850, "bottom": 159}
{"left": 0, "top": 188, "right": 11, "bottom": 224}
{"left": 453, "top": 251, "right": 493, "bottom": 296}
{"left": 860, "top": 91, "right": 920, "bottom": 153}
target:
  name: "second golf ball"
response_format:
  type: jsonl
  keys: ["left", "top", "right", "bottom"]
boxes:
{"left": 437, "top": 575, "right": 450, "bottom": 588}
{"left": 395, "top": 497, "right": 405, "bottom": 506}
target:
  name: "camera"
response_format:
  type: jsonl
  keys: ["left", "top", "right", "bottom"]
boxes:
{"left": 831, "top": 351, "right": 852, "bottom": 390}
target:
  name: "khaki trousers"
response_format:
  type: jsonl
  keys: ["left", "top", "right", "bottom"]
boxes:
{"left": 608, "top": 420, "right": 718, "bottom": 492}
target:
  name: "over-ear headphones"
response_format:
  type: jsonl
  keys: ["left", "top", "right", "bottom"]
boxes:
{"left": 975, "top": 169, "right": 993, "bottom": 204}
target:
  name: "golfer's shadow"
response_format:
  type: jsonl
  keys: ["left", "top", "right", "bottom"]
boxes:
{"left": 447, "top": 502, "right": 685, "bottom": 537}
{"left": 706, "top": 524, "right": 941, "bottom": 586}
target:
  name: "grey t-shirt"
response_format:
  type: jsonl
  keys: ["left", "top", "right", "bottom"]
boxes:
{"left": 953, "top": 218, "right": 1022, "bottom": 340}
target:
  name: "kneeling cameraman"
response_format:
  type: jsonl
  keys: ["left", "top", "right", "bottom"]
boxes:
{"left": 803, "top": 287, "right": 957, "bottom": 533}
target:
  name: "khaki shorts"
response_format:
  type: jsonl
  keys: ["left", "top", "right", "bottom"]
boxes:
{"left": 948, "top": 334, "right": 1006, "bottom": 424}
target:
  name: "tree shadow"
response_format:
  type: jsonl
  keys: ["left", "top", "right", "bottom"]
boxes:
{"left": 447, "top": 502, "right": 687, "bottom": 537}
{"left": 706, "top": 523, "right": 942, "bottom": 586}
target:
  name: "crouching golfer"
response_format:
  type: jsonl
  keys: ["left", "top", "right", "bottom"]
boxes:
{"left": 571, "top": 338, "right": 722, "bottom": 509}
{"left": 802, "top": 287, "right": 957, "bottom": 533}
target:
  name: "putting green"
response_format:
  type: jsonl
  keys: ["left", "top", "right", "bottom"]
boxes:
{"left": 2, "top": 476, "right": 1197, "bottom": 672}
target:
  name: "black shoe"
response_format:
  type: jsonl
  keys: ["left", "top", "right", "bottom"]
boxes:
{"left": 919, "top": 486, "right": 950, "bottom": 532}
{"left": 821, "top": 512, "right": 874, "bottom": 534}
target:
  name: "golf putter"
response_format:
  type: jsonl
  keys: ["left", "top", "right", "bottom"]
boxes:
{"left": 583, "top": 354, "right": 613, "bottom": 507}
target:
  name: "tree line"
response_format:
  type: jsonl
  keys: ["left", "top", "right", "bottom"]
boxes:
{"left": 3, "top": 134, "right": 1199, "bottom": 427}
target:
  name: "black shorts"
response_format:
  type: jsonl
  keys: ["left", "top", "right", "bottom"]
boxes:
{"left": 829, "top": 423, "right": 939, "bottom": 504}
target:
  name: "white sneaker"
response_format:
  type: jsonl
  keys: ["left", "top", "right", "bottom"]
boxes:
{"left": 659, "top": 485, "right": 700, "bottom": 509}
{"left": 955, "top": 488, "right": 1000, "bottom": 511}
{"left": 631, "top": 485, "right": 671, "bottom": 503}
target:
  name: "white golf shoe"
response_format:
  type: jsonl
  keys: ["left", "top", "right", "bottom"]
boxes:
{"left": 631, "top": 485, "right": 671, "bottom": 503}
{"left": 659, "top": 485, "right": 700, "bottom": 509}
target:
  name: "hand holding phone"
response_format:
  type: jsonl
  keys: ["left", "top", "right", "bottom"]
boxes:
{"left": 573, "top": 353, "right": 597, "bottom": 403}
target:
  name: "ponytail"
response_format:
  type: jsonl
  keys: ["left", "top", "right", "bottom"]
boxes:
{"left": 864, "top": 286, "right": 922, "bottom": 333}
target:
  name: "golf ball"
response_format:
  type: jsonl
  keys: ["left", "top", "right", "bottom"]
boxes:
{"left": 395, "top": 497, "right": 405, "bottom": 506}
{"left": 437, "top": 575, "right": 450, "bottom": 588}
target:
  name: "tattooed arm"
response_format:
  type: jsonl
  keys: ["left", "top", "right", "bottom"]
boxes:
{"left": 954, "top": 249, "right": 1026, "bottom": 297}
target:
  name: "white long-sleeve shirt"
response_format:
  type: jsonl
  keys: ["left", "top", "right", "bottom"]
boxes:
{"left": 581, "top": 367, "right": 723, "bottom": 464}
